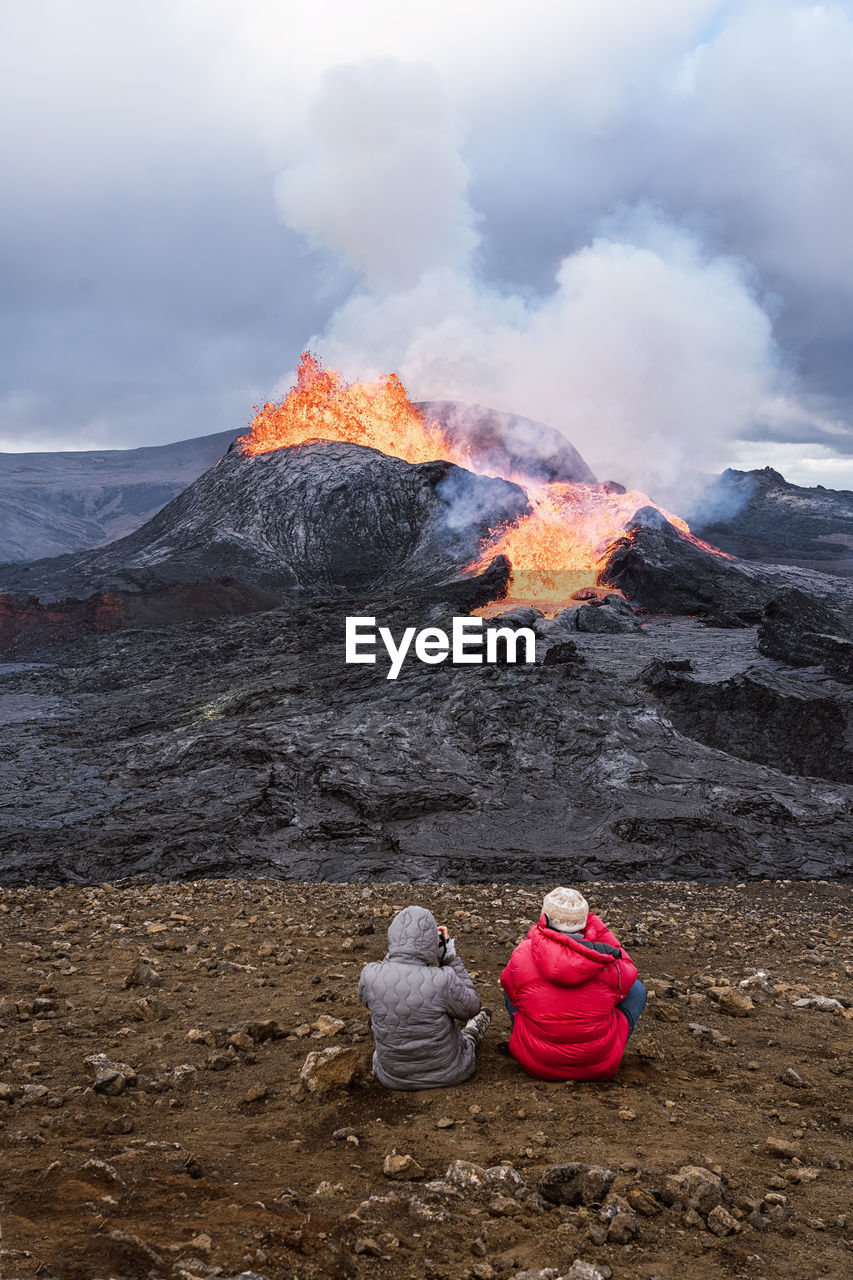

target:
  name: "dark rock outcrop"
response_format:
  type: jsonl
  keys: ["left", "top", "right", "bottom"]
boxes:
{"left": 575, "top": 594, "right": 640, "bottom": 633}
{"left": 541, "top": 640, "right": 586, "bottom": 669}
{"left": 758, "top": 589, "right": 853, "bottom": 683}
{"left": 598, "top": 509, "right": 772, "bottom": 622}
{"left": 642, "top": 657, "right": 853, "bottom": 783}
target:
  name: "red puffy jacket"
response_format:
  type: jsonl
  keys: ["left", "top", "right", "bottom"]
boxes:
{"left": 500, "top": 912, "right": 638, "bottom": 1081}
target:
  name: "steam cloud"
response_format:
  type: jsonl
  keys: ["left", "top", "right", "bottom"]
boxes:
{"left": 275, "top": 60, "right": 783, "bottom": 502}
{"left": 276, "top": 61, "right": 479, "bottom": 292}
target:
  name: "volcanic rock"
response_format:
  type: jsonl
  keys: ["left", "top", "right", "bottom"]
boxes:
{"left": 641, "top": 658, "right": 853, "bottom": 783}
{"left": 605, "top": 1205, "right": 641, "bottom": 1243}
{"left": 100, "top": 1229, "right": 164, "bottom": 1274}
{"left": 706, "top": 1204, "right": 740, "bottom": 1236}
{"left": 488, "top": 1192, "right": 521, "bottom": 1216}
{"left": 484, "top": 1165, "right": 524, "bottom": 1193}
{"left": 563, "top": 1265, "right": 612, "bottom": 1280}
{"left": 0, "top": 591, "right": 125, "bottom": 657}
{"left": 0, "top": 441, "right": 528, "bottom": 605}
{"left": 626, "top": 1187, "right": 662, "bottom": 1216}
{"left": 707, "top": 987, "right": 754, "bottom": 1017}
{"left": 445, "top": 1160, "right": 489, "bottom": 1191}
{"left": 661, "top": 1165, "right": 728, "bottom": 1216}
{"left": 298, "top": 1045, "right": 359, "bottom": 1094}
{"left": 383, "top": 1153, "right": 424, "bottom": 1180}
{"left": 793, "top": 994, "right": 844, "bottom": 1011}
{"left": 86, "top": 1054, "right": 137, "bottom": 1092}
{"left": 123, "top": 961, "right": 161, "bottom": 988}
{"left": 243, "top": 1019, "right": 287, "bottom": 1042}
{"left": 575, "top": 598, "right": 640, "bottom": 632}
{"left": 538, "top": 1163, "right": 617, "bottom": 1206}
{"left": 132, "top": 995, "right": 170, "bottom": 1021}
{"left": 758, "top": 588, "right": 853, "bottom": 682}
{"left": 3, "top": 597, "right": 853, "bottom": 883}
{"left": 312, "top": 1015, "right": 344, "bottom": 1036}
{"left": 598, "top": 509, "right": 772, "bottom": 621}
{"left": 541, "top": 639, "right": 586, "bottom": 668}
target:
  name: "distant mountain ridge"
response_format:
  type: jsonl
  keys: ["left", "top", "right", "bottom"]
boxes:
{"left": 694, "top": 466, "right": 853, "bottom": 566}
{"left": 0, "top": 429, "right": 237, "bottom": 562}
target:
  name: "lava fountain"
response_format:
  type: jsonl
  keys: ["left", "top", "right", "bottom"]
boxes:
{"left": 239, "top": 351, "right": 468, "bottom": 467}
{"left": 239, "top": 353, "right": 725, "bottom": 613}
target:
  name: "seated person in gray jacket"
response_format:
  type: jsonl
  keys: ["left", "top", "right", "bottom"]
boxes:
{"left": 358, "top": 905, "right": 492, "bottom": 1090}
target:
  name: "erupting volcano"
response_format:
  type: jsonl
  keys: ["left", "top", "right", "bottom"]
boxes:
{"left": 238, "top": 352, "right": 722, "bottom": 614}
{"left": 5, "top": 349, "right": 853, "bottom": 890}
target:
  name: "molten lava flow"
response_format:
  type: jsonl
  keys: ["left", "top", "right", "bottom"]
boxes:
{"left": 466, "top": 482, "right": 734, "bottom": 617}
{"left": 239, "top": 352, "right": 730, "bottom": 615}
{"left": 468, "top": 482, "right": 652, "bottom": 616}
{"left": 239, "top": 351, "right": 467, "bottom": 467}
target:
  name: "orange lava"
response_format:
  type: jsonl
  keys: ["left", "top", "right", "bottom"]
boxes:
{"left": 466, "top": 481, "right": 710, "bottom": 616}
{"left": 239, "top": 352, "right": 729, "bottom": 614}
{"left": 239, "top": 351, "right": 467, "bottom": 467}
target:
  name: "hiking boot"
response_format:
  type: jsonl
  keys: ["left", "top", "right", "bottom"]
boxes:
{"left": 461, "top": 1007, "right": 492, "bottom": 1045}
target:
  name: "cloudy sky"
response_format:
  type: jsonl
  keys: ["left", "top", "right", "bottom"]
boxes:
{"left": 2, "top": 0, "right": 853, "bottom": 494}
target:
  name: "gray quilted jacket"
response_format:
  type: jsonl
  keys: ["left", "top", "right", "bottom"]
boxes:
{"left": 358, "top": 905, "right": 482, "bottom": 1090}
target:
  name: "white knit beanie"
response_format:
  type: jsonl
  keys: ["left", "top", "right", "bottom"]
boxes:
{"left": 543, "top": 887, "right": 589, "bottom": 933}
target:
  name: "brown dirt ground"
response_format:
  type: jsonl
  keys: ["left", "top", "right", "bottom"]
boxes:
{"left": 0, "top": 879, "right": 850, "bottom": 1280}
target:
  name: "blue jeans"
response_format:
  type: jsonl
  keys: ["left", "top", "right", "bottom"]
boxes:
{"left": 504, "top": 979, "right": 647, "bottom": 1037}
{"left": 616, "top": 978, "right": 647, "bottom": 1036}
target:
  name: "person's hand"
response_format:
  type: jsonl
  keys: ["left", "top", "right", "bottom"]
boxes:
{"left": 437, "top": 925, "right": 456, "bottom": 963}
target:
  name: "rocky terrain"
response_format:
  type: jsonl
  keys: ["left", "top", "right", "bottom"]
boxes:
{"left": 2, "top": 588, "right": 853, "bottom": 886}
{"left": 2, "top": 409, "right": 852, "bottom": 886}
{"left": 0, "top": 878, "right": 849, "bottom": 1280}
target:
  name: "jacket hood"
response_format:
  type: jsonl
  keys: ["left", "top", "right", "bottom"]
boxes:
{"left": 386, "top": 905, "right": 440, "bottom": 966}
{"left": 529, "top": 913, "right": 617, "bottom": 987}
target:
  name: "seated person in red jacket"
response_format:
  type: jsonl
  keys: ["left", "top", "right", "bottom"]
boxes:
{"left": 500, "top": 887, "right": 646, "bottom": 1081}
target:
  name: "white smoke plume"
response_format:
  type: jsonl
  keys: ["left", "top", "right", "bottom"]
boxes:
{"left": 275, "top": 59, "right": 784, "bottom": 504}
{"left": 276, "top": 59, "right": 479, "bottom": 293}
